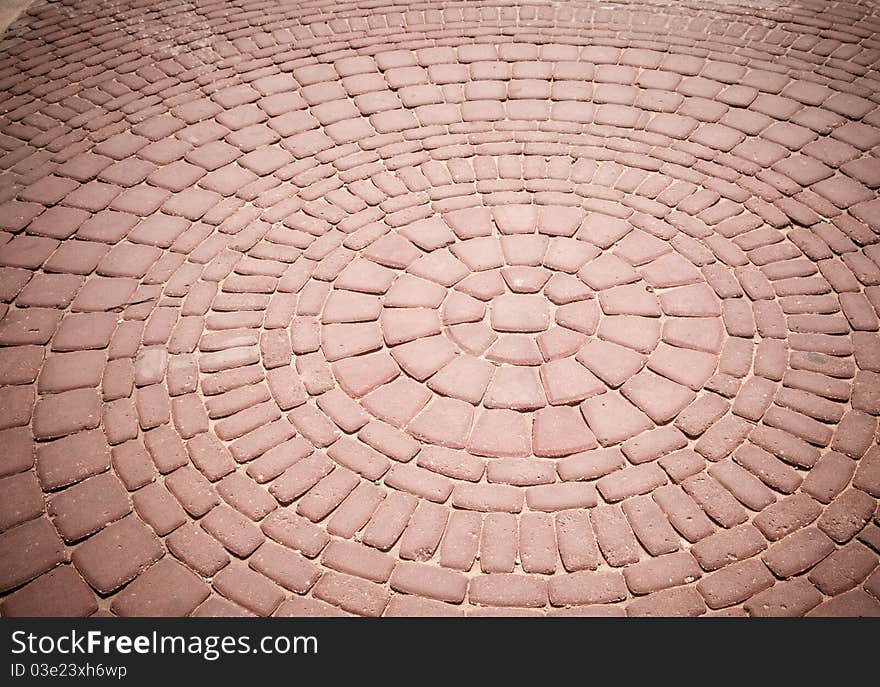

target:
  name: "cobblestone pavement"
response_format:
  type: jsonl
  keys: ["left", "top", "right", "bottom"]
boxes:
{"left": 0, "top": 0, "right": 879, "bottom": 618}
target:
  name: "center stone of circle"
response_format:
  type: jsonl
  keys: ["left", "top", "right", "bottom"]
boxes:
{"left": 490, "top": 294, "right": 551, "bottom": 333}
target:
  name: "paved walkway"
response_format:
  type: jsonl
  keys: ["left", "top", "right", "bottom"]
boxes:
{"left": 0, "top": 0, "right": 879, "bottom": 618}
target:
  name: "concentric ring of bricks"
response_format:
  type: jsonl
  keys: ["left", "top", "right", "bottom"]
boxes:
{"left": 261, "top": 196, "right": 731, "bottom": 463}
{"left": 0, "top": 0, "right": 879, "bottom": 618}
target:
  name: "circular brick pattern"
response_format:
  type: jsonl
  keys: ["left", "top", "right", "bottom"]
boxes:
{"left": 0, "top": 0, "right": 879, "bottom": 618}
{"left": 256, "top": 200, "right": 731, "bottom": 469}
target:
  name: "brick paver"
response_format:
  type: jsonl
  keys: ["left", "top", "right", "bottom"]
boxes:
{"left": 0, "top": 0, "right": 879, "bottom": 617}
